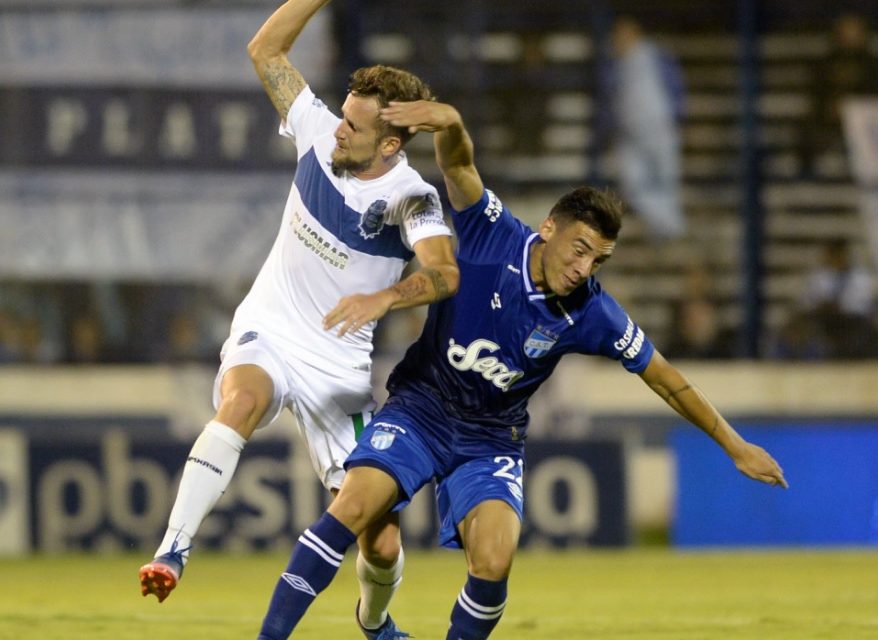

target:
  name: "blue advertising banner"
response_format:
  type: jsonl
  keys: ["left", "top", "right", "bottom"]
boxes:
{"left": 18, "top": 423, "right": 629, "bottom": 552}
{"left": 673, "top": 423, "right": 878, "bottom": 546}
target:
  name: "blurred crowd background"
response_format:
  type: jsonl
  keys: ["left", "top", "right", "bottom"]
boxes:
{"left": 2, "top": 0, "right": 878, "bottom": 367}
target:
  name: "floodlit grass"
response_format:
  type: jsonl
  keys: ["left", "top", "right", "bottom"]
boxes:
{"left": 1, "top": 548, "right": 877, "bottom": 639}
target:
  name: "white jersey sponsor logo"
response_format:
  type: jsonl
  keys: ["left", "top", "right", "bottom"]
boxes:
{"left": 446, "top": 338, "right": 524, "bottom": 392}
{"left": 290, "top": 210, "right": 350, "bottom": 269}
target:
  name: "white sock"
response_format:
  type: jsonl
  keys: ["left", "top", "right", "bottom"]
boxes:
{"left": 357, "top": 547, "right": 404, "bottom": 629}
{"left": 154, "top": 421, "right": 247, "bottom": 563}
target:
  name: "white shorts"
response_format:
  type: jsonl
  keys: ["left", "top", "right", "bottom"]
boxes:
{"left": 213, "top": 329, "right": 376, "bottom": 490}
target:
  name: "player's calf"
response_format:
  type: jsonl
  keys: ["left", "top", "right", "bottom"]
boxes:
{"left": 446, "top": 574, "right": 507, "bottom": 640}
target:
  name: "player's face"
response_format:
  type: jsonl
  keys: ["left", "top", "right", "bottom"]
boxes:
{"left": 331, "top": 94, "right": 389, "bottom": 176}
{"left": 536, "top": 217, "right": 615, "bottom": 297}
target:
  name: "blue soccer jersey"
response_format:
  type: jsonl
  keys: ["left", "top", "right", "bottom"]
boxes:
{"left": 385, "top": 188, "right": 655, "bottom": 441}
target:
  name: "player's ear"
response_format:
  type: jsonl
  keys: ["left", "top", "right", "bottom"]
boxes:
{"left": 539, "top": 216, "right": 556, "bottom": 241}
{"left": 380, "top": 134, "right": 402, "bottom": 157}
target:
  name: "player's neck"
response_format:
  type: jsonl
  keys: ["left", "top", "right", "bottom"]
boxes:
{"left": 529, "top": 241, "right": 548, "bottom": 292}
{"left": 350, "top": 153, "right": 401, "bottom": 181}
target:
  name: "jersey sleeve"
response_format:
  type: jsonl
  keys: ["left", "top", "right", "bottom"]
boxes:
{"left": 592, "top": 291, "right": 655, "bottom": 373}
{"left": 451, "top": 189, "right": 524, "bottom": 262}
{"left": 277, "top": 85, "right": 341, "bottom": 159}
{"left": 397, "top": 187, "right": 453, "bottom": 249}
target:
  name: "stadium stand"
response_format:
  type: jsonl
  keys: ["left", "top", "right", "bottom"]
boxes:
{"left": 1, "top": 0, "right": 875, "bottom": 359}
{"left": 356, "top": 3, "right": 876, "bottom": 354}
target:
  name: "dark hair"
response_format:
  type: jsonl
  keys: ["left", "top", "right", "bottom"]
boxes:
{"left": 549, "top": 186, "right": 624, "bottom": 240}
{"left": 348, "top": 65, "right": 435, "bottom": 145}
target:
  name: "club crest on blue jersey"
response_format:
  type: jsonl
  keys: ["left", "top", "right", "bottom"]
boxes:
{"left": 237, "top": 330, "right": 258, "bottom": 346}
{"left": 523, "top": 327, "right": 558, "bottom": 358}
{"left": 370, "top": 430, "right": 396, "bottom": 450}
{"left": 359, "top": 199, "right": 388, "bottom": 239}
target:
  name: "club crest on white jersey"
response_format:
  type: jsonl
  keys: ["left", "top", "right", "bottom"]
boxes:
{"left": 446, "top": 338, "right": 524, "bottom": 392}
{"left": 359, "top": 198, "right": 388, "bottom": 239}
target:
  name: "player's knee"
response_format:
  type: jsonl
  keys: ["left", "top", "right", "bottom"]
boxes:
{"left": 357, "top": 510, "right": 402, "bottom": 567}
{"left": 217, "top": 388, "right": 265, "bottom": 431}
{"left": 359, "top": 535, "right": 401, "bottom": 568}
{"left": 467, "top": 551, "right": 514, "bottom": 581}
{"left": 328, "top": 494, "right": 375, "bottom": 535}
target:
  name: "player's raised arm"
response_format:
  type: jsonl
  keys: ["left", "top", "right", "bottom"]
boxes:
{"left": 639, "top": 350, "right": 789, "bottom": 488}
{"left": 247, "top": 0, "right": 329, "bottom": 119}
{"left": 381, "top": 101, "right": 484, "bottom": 211}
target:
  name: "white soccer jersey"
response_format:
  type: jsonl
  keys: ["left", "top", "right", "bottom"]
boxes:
{"left": 230, "top": 86, "right": 452, "bottom": 370}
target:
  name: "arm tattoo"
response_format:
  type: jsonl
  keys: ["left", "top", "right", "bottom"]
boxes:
{"left": 423, "top": 267, "right": 449, "bottom": 299}
{"left": 392, "top": 277, "right": 428, "bottom": 301}
{"left": 392, "top": 268, "right": 449, "bottom": 302}
{"left": 261, "top": 59, "right": 305, "bottom": 119}
{"left": 663, "top": 383, "right": 692, "bottom": 402}
{"left": 658, "top": 381, "right": 720, "bottom": 436}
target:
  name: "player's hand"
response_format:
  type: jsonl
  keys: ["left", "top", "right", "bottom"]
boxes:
{"left": 380, "top": 101, "right": 461, "bottom": 134}
{"left": 732, "top": 441, "right": 789, "bottom": 489}
{"left": 323, "top": 291, "right": 395, "bottom": 337}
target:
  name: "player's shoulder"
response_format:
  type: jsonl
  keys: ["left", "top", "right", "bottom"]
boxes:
{"left": 389, "top": 162, "right": 437, "bottom": 196}
{"left": 452, "top": 188, "right": 502, "bottom": 218}
{"left": 385, "top": 169, "right": 442, "bottom": 213}
{"left": 582, "top": 283, "right": 652, "bottom": 360}
{"left": 580, "top": 279, "right": 624, "bottom": 319}
{"left": 563, "top": 280, "right": 626, "bottom": 338}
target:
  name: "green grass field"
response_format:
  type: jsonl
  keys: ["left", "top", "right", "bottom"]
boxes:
{"left": 1, "top": 548, "right": 877, "bottom": 639}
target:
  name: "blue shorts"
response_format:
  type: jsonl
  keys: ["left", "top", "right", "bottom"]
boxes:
{"left": 345, "top": 400, "right": 525, "bottom": 549}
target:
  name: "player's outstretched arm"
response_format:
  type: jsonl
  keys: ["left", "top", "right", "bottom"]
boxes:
{"left": 639, "top": 350, "right": 789, "bottom": 488}
{"left": 381, "top": 101, "right": 484, "bottom": 211}
{"left": 247, "top": 0, "right": 328, "bottom": 119}
{"left": 323, "top": 234, "right": 459, "bottom": 337}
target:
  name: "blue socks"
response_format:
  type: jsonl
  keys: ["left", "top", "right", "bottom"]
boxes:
{"left": 446, "top": 574, "right": 508, "bottom": 640}
{"left": 256, "top": 515, "right": 508, "bottom": 640}
{"left": 257, "top": 512, "right": 357, "bottom": 639}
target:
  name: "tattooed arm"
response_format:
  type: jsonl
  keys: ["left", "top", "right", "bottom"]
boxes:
{"left": 247, "top": 0, "right": 329, "bottom": 119}
{"left": 323, "top": 235, "right": 459, "bottom": 337}
{"left": 391, "top": 234, "right": 459, "bottom": 308}
{"left": 639, "top": 350, "right": 788, "bottom": 488}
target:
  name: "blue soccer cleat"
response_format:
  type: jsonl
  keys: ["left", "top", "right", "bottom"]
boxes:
{"left": 355, "top": 600, "right": 412, "bottom": 639}
{"left": 139, "top": 538, "right": 191, "bottom": 603}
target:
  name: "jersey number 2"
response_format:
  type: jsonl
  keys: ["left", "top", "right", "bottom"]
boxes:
{"left": 492, "top": 455, "right": 523, "bottom": 487}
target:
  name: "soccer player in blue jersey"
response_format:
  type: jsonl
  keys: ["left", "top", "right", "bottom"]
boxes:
{"left": 255, "top": 100, "right": 788, "bottom": 639}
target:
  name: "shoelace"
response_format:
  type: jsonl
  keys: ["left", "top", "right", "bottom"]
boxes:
{"left": 166, "top": 533, "right": 192, "bottom": 563}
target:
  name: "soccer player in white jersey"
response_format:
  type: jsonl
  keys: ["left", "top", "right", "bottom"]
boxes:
{"left": 138, "top": 2, "right": 459, "bottom": 638}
